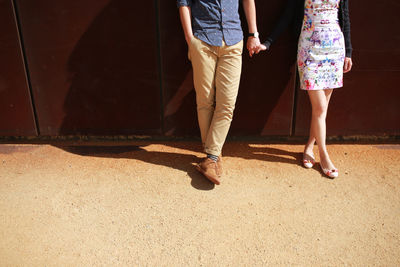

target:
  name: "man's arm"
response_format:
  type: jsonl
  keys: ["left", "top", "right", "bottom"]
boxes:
{"left": 179, "top": 6, "right": 193, "bottom": 45}
{"left": 242, "top": 0, "right": 265, "bottom": 57}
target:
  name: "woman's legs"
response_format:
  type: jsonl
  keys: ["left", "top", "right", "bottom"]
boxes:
{"left": 304, "top": 90, "right": 333, "bottom": 156}
{"left": 307, "top": 89, "right": 336, "bottom": 171}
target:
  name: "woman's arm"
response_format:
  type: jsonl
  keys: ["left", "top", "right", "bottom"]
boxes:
{"left": 263, "top": 0, "right": 297, "bottom": 48}
{"left": 341, "top": 0, "right": 353, "bottom": 73}
{"left": 341, "top": 0, "right": 352, "bottom": 58}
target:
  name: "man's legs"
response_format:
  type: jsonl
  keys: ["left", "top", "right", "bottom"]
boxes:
{"left": 190, "top": 38, "right": 243, "bottom": 184}
{"left": 189, "top": 37, "right": 218, "bottom": 147}
{"left": 204, "top": 40, "right": 243, "bottom": 157}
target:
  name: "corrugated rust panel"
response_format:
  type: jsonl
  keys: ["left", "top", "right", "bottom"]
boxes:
{"left": 295, "top": 0, "right": 400, "bottom": 136}
{"left": 0, "top": 0, "right": 36, "bottom": 136}
{"left": 159, "top": 0, "right": 296, "bottom": 136}
{"left": 16, "top": 0, "right": 161, "bottom": 135}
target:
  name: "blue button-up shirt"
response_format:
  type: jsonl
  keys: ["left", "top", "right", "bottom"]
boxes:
{"left": 177, "top": 0, "right": 243, "bottom": 47}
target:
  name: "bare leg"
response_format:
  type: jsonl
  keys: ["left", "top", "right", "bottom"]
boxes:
{"left": 307, "top": 89, "right": 336, "bottom": 171}
{"left": 304, "top": 91, "right": 333, "bottom": 158}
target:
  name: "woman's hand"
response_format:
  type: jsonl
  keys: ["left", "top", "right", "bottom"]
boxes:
{"left": 255, "top": 43, "right": 268, "bottom": 54}
{"left": 343, "top": 57, "right": 353, "bottom": 73}
{"left": 253, "top": 40, "right": 270, "bottom": 55}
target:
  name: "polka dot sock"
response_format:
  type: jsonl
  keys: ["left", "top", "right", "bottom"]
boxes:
{"left": 207, "top": 154, "right": 219, "bottom": 162}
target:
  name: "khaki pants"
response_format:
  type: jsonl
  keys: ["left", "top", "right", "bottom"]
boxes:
{"left": 189, "top": 37, "right": 243, "bottom": 156}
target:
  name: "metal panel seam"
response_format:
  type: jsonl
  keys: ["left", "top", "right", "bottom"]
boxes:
{"left": 154, "top": 0, "right": 165, "bottom": 134}
{"left": 11, "top": 0, "right": 40, "bottom": 136}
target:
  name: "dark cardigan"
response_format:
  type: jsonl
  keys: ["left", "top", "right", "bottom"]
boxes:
{"left": 264, "top": 0, "right": 352, "bottom": 57}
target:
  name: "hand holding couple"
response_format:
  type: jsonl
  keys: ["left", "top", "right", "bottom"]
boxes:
{"left": 246, "top": 37, "right": 269, "bottom": 57}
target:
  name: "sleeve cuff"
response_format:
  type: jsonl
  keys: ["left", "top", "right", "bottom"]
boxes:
{"left": 345, "top": 48, "right": 352, "bottom": 58}
{"left": 262, "top": 40, "right": 271, "bottom": 49}
{"left": 177, "top": 0, "right": 191, "bottom": 7}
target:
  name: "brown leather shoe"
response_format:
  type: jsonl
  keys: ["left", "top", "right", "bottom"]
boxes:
{"left": 195, "top": 158, "right": 222, "bottom": 185}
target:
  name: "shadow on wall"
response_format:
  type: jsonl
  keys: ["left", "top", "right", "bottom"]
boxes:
{"left": 60, "top": 0, "right": 297, "bottom": 136}
{"left": 60, "top": 0, "right": 161, "bottom": 135}
{"left": 159, "top": 1, "right": 298, "bottom": 137}
{"left": 157, "top": 0, "right": 198, "bottom": 137}
{"left": 233, "top": 2, "right": 298, "bottom": 135}
{"left": 233, "top": 42, "right": 297, "bottom": 135}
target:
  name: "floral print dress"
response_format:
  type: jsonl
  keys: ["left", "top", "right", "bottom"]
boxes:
{"left": 298, "top": 0, "right": 346, "bottom": 90}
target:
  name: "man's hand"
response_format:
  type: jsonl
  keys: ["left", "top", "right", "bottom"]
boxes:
{"left": 247, "top": 37, "right": 267, "bottom": 57}
{"left": 343, "top": 57, "right": 353, "bottom": 73}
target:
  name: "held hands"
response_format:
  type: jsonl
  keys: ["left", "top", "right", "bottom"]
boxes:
{"left": 247, "top": 37, "right": 268, "bottom": 57}
{"left": 343, "top": 57, "right": 353, "bottom": 73}
{"left": 186, "top": 34, "right": 270, "bottom": 58}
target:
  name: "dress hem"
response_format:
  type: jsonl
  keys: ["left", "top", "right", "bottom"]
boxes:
{"left": 300, "top": 85, "right": 343, "bottom": 91}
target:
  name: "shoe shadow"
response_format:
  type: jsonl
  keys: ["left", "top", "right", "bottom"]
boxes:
{"left": 223, "top": 143, "right": 303, "bottom": 165}
{"left": 55, "top": 144, "right": 215, "bottom": 191}
{"left": 227, "top": 144, "right": 333, "bottom": 180}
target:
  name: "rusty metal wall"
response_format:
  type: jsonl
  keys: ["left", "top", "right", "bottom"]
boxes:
{"left": 0, "top": 0, "right": 36, "bottom": 136}
{"left": 15, "top": 0, "right": 161, "bottom": 135}
{"left": 1, "top": 0, "right": 399, "bottom": 137}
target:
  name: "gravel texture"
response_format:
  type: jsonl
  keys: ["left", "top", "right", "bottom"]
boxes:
{"left": 0, "top": 142, "right": 399, "bottom": 266}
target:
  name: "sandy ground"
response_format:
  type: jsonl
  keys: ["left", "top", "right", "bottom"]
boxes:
{"left": 0, "top": 141, "right": 399, "bottom": 266}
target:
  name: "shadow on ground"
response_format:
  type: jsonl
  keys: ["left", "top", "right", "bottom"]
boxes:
{"left": 56, "top": 144, "right": 214, "bottom": 191}
{"left": 54, "top": 142, "right": 305, "bottom": 190}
